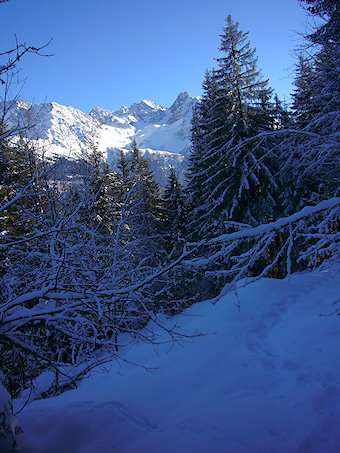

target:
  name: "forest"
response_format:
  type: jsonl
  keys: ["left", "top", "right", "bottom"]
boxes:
{"left": 0, "top": 0, "right": 339, "bottom": 449}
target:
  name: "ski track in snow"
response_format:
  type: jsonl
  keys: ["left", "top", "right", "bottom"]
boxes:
{"left": 15, "top": 267, "right": 340, "bottom": 453}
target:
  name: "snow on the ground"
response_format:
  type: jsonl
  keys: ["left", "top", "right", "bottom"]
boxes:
{"left": 15, "top": 267, "right": 340, "bottom": 453}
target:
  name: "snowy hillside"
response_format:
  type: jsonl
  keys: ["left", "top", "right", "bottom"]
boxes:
{"left": 6, "top": 92, "right": 197, "bottom": 183}
{"left": 15, "top": 267, "right": 340, "bottom": 453}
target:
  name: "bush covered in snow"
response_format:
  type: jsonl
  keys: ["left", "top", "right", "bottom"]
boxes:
{"left": 0, "top": 371, "right": 22, "bottom": 451}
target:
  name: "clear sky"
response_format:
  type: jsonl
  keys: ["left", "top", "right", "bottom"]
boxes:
{"left": 1, "top": 0, "right": 309, "bottom": 113}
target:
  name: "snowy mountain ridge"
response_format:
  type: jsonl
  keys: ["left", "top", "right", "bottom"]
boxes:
{"left": 7, "top": 92, "right": 198, "bottom": 183}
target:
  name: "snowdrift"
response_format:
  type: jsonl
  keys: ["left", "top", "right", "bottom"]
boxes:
{"left": 15, "top": 267, "right": 340, "bottom": 453}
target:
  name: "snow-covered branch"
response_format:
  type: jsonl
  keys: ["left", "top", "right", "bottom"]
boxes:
{"left": 184, "top": 197, "right": 339, "bottom": 301}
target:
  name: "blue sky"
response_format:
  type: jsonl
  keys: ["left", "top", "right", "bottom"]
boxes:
{"left": 1, "top": 0, "right": 309, "bottom": 112}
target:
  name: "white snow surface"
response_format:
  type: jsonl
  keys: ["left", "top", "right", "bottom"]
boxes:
{"left": 15, "top": 267, "right": 340, "bottom": 453}
{"left": 6, "top": 92, "right": 197, "bottom": 183}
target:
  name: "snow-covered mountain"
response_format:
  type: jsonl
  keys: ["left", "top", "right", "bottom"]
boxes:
{"left": 7, "top": 92, "right": 198, "bottom": 183}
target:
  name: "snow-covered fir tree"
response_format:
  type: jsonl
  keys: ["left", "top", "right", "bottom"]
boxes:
{"left": 115, "top": 140, "right": 165, "bottom": 265}
{"left": 162, "top": 166, "right": 187, "bottom": 252}
{"left": 273, "top": 94, "right": 291, "bottom": 130}
{"left": 280, "top": 0, "right": 339, "bottom": 215}
{"left": 291, "top": 55, "right": 316, "bottom": 129}
{"left": 79, "top": 135, "right": 122, "bottom": 235}
{"left": 186, "top": 69, "right": 231, "bottom": 239}
{"left": 187, "top": 15, "right": 279, "bottom": 240}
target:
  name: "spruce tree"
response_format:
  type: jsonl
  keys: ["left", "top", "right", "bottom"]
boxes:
{"left": 273, "top": 94, "right": 291, "bottom": 130}
{"left": 163, "top": 167, "right": 187, "bottom": 251}
{"left": 280, "top": 0, "right": 339, "bottom": 215}
{"left": 117, "top": 150, "right": 130, "bottom": 190}
{"left": 215, "top": 15, "right": 272, "bottom": 136}
{"left": 80, "top": 136, "right": 121, "bottom": 235}
{"left": 215, "top": 16, "right": 278, "bottom": 225}
{"left": 186, "top": 16, "right": 279, "bottom": 240}
{"left": 186, "top": 69, "right": 231, "bottom": 239}
{"left": 291, "top": 55, "right": 316, "bottom": 129}
{"left": 115, "top": 141, "right": 164, "bottom": 265}
{"left": 129, "top": 140, "right": 162, "bottom": 237}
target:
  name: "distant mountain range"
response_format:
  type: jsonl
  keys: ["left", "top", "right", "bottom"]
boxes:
{"left": 6, "top": 92, "right": 198, "bottom": 183}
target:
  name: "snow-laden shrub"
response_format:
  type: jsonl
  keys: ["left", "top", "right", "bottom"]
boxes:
{"left": 0, "top": 371, "right": 22, "bottom": 452}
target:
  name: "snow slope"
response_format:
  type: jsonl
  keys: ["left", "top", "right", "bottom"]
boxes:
{"left": 15, "top": 267, "right": 340, "bottom": 453}
{"left": 7, "top": 92, "right": 197, "bottom": 183}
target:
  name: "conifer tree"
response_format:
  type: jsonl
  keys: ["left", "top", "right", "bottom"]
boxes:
{"left": 80, "top": 136, "right": 121, "bottom": 235}
{"left": 187, "top": 16, "right": 279, "bottom": 240}
{"left": 215, "top": 15, "right": 272, "bottom": 136}
{"left": 291, "top": 55, "right": 316, "bottom": 129}
{"left": 163, "top": 167, "right": 187, "bottom": 251}
{"left": 117, "top": 150, "right": 130, "bottom": 190}
{"left": 114, "top": 141, "right": 165, "bottom": 265}
{"left": 280, "top": 0, "right": 339, "bottom": 215}
{"left": 129, "top": 140, "right": 162, "bottom": 237}
{"left": 186, "top": 69, "right": 231, "bottom": 239}
{"left": 273, "top": 94, "right": 291, "bottom": 130}
{"left": 215, "top": 16, "right": 278, "bottom": 225}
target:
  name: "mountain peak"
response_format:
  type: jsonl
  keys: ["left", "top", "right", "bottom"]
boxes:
{"left": 176, "top": 91, "right": 193, "bottom": 100}
{"left": 167, "top": 92, "right": 198, "bottom": 124}
{"left": 139, "top": 99, "right": 165, "bottom": 110}
{"left": 128, "top": 99, "right": 166, "bottom": 123}
{"left": 170, "top": 92, "right": 194, "bottom": 109}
